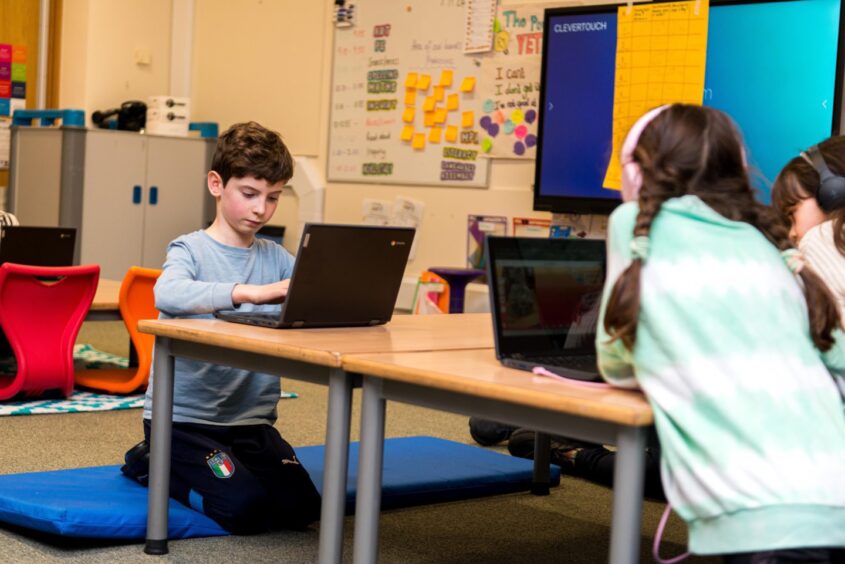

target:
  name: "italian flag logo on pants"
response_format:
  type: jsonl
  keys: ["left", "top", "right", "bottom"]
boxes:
{"left": 207, "top": 450, "right": 235, "bottom": 479}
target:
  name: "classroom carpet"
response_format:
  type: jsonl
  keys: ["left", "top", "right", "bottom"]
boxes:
{"left": 0, "top": 436, "right": 559, "bottom": 540}
{"left": 0, "top": 345, "right": 296, "bottom": 416}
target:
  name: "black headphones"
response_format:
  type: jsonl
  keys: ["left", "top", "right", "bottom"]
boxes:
{"left": 804, "top": 144, "right": 845, "bottom": 212}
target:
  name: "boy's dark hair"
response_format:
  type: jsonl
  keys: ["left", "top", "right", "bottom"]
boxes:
{"left": 211, "top": 121, "right": 294, "bottom": 186}
{"left": 603, "top": 104, "right": 840, "bottom": 352}
{"left": 772, "top": 135, "right": 845, "bottom": 256}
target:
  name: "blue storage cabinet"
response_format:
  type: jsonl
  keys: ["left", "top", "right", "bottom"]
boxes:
{"left": 9, "top": 124, "right": 215, "bottom": 279}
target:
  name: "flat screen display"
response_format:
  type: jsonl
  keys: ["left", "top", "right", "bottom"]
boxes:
{"left": 534, "top": 0, "right": 845, "bottom": 213}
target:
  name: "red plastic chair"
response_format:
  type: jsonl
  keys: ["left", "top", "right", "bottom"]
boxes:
{"left": 75, "top": 266, "right": 161, "bottom": 394}
{"left": 0, "top": 263, "right": 99, "bottom": 400}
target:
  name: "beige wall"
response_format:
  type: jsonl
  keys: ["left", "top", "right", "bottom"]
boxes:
{"left": 191, "top": 0, "right": 327, "bottom": 157}
{"left": 59, "top": 0, "right": 172, "bottom": 118}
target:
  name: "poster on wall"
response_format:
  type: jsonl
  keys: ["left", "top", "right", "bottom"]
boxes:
{"left": 0, "top": 44, "right": 27, "bottom": 118}
{"left": 476, "top": 4, "right": 544, "bottom": 159}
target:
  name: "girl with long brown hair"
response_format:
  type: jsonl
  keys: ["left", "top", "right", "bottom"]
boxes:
{"left": 598, "top": 104, "right": 845, "bottom": 561}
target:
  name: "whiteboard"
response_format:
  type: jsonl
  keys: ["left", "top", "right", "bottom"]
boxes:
{"left": 328, "top": 0, "right": 491, "bottom": 187}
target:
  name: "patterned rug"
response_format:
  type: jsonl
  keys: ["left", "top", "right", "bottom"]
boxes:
{"left": 0, "top": 345, "right": 296, "bottom": 416}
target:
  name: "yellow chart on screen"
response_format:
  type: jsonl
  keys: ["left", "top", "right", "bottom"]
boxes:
{"left": 603, "top": 0, "right": 709, "bottom": 190}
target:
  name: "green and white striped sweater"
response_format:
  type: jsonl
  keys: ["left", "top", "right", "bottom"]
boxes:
{"left": 597, "top": 196, "right": 845, "bottom": 555}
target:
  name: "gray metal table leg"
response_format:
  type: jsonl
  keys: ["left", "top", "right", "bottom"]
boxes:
{"left": 352, "top": 377, "right": 386, "bottom": 564}
{"left": 145, "top": 337, "right": 175, "bottom": 555}
{"left": 318, "top": 368, "right": 354, "bottom": 564}
{"left": 608, "top": 425, "right": 647, "bottom": 564}
{"left": 532, "top": 432, "right": 551, "bottom": 496}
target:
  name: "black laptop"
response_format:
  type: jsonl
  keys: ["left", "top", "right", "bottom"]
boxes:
{"left": 485, "top": 236, "right": 606, "bottom": 382}
{"left": 0, "top": 226, "right": 77, "bottom": 267}
{"left": 215, "top": 223, "right": 415, "bottom": 329}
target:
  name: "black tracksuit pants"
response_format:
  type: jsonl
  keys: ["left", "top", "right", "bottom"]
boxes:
{"left": 141, "top": 419, "right": 321, "bottom": 534}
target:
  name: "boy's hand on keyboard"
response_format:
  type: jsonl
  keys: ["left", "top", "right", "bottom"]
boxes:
{"left": 232, "top": 279, "right": 290, "bottom": 305}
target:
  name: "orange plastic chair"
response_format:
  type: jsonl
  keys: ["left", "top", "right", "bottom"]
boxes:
{"left": 75, "top": 266, "right": 161, "bottom": 395}
{"left": 0, "top": 263, "right": 99, "bottom": 400}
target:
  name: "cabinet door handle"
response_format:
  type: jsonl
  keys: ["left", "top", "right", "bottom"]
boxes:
{"left": 132, "top": 185, "right": 142, "bottom": 204}
{"left": 149, "top": 186, "right": 158, "bottom": 205}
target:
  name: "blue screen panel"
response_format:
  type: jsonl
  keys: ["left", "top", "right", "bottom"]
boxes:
{"left": 535, "top": 0, "right": 843, "bottom": 210}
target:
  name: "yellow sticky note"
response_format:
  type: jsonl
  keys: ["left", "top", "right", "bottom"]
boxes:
{"left": 404, "top": 89, "right": 417, "bottom": 106}
{"left": 429, "top": 126, "right": 442, "bottom": 143}
{"left": 433, "top": 86, "right": 445, "bottom": 102}
{"left": 439, "top": 70, "right": 453, "bottom": 87}
{"left": 461, "top": 111, "right": 474, "bottom": 129}
{"left": 412, "top": 133, "right": 426, "bottom": 150}
{"left": 402, "top": 108, "right": 416, "bottom": 123}
{"left": 434, "top": 108, "right": 447, "bottom": 124}
{"left": 416, "top": 74, "right": 431, "bottom": 90}
{"left": 446, "top": 93, "right": 459, "bottom": 111}
{"left": 445, "top": 125, "right": 458, "bottom": 142}
{"left": 400, "top": 125, "right": 414, "bottom": 141}
{"left": 460, "top": 76, "right": 476, "bottom": 93}
{"left": 405, "top": 73, "right": 418, "bottom": 88}
{"left": 423, "top": 96, "right": 436, "bottom": 112}
{"left": 424, "top": 111, "right": 436, "bottom": 127}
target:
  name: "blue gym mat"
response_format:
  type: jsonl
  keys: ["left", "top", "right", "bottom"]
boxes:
{"left": 0, "top": 436, "right": 559, "bottom": 539}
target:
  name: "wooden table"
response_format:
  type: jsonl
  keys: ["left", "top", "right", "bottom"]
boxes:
{"left": 88, "top": 278, "right": 122, "bottom": 320}
{"left": 137, "top": 314, "right": 494, "bottom": 560}
{"left": 343, "top": 348, "right": 653, "bottom": 564}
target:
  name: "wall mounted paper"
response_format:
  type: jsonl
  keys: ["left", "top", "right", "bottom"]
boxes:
{"left": 603, "top": 0, "right": 709, "bottom": 189}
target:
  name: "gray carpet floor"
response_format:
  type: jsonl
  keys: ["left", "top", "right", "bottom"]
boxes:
{"left": 0, "top": 321, "right": 718, "bottom": 563}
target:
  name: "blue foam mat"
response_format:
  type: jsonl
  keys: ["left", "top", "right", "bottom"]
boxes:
{"left": 0, "top": 436, "right": 559, "bottom": 539}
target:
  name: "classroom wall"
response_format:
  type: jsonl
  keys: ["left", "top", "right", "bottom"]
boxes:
{"left": 181, "top": 0, "right": 560, "bottom": 273}
{"left": 59, "top": 0, "right": 172, "bottom": 118}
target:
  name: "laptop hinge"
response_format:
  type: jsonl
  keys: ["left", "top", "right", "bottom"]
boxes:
{"left": 369, "top": 319, "right": 382, "bottom": 325}
{"left": 292, "top": 321, "right": 305, "bottom": 328}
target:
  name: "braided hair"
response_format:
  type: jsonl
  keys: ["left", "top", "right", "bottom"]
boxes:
{"left": 604, "top": 104, "right": 840, "bottom": 351}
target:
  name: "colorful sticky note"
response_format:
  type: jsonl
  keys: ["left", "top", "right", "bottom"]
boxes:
{"left": 0, "top": 98, "right": 9, "bottom": 116}
{"left": 424, "top": 111, "right": 436, "bottom": 127}
{"left": 0, "top": 81, "right": 10, "bottom": 98}
{"left": 11, "top": 45, "right": 26, "bottom": 63}
{"left": 446, "top": 94, "right": 459, "bottom": 111}
{"left": 423, "top": 96, "right": 436, "bottom": 112}
{"left": 439, "top": 70, "right": 453, "bottom": 87}
{"left": 459, "top": 76, "right": 476, "bottom": 93}
{"left": 402, "top": 108, "right": 415, "bottom": 123}
{"left": 10, "top": 63, "right": 25, "bottom": 82}
{"left": 404, "top": 89, "right": 417, "bottom": 106}
{"left": 445, "top": 125, "right": 458, "bottom": 143}
{"left": 429, "top": 126, "right": 442, "bottom": 143}
{"left": 11, "top": 81, "right": 25, "bottom": 99}
{"left": 461, "top": 111, "right": 474, "bottom": 129}
{"left": 411, "top": 133, "right": 426, "bottom": 150}
{"left": 416, "top": 74, "right": 431, "bottom": 90}
{"left": 433, "top": 86, "right": 445, "bottom": 102}
{"left": 405, "top": 73, "right": 418, "bottom": 88}
{"left": 0, "top": 45, "right": 11, "bottom": 62}
{"left": 400, "top": 125, "right": 414, "bottom": 141}
{"left": 434, "top": 108, "right": 447, "bottom": 124}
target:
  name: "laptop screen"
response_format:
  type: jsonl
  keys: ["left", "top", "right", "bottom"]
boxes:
{"left": 0, "top": 226, "right": 77, "bottom": 267}
{"left": 486, "top": 237, "right": 606, "bottom": 358}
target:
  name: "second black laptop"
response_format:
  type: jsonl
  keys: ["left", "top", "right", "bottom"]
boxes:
{"left": 0, "top": 226, "right": 77, "bottom": 267}
{"left": 215, "top": 223, "right": 414, "bottom": 329}
{"left": 486, "top": 236, "right": 606, "bottom": 382}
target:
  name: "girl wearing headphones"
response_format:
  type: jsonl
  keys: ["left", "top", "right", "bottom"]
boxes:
{"left": 599, "top": 104, "right": 845, "bottom": 561}
{"left": 772, "top": 136, "right": 845, "bottom": 319}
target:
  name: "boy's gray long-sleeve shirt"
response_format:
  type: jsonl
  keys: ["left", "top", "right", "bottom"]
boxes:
{"left": 143, "top": 230, "right": 295, "bottom": 426}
